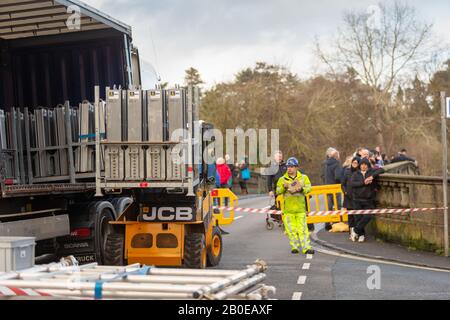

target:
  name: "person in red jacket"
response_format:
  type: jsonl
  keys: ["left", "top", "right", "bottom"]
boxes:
{"left": 215, "top": 157, "right": 232, "bottom": 188}
{"left": 214, "top": 157, "right": 232, "bottom": 208}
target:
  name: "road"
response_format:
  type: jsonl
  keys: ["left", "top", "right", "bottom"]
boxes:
{"left": 218, "top": 196, "right": 450, "bottom": 300}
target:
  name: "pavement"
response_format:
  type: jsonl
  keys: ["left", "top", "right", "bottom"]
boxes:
{"left": 312, "top": 226, "right": 450, "bottom": 271}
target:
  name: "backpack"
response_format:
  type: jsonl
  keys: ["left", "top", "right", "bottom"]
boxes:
{"left": 241, "top": 167, "right": 251, "bottom": 181}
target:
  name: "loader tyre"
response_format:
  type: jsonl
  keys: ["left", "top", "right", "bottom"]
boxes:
{"left": 207, "top": 227, "right": 223, "bottom": 267}
{"left": 184, "top": 233, "right": 207, "bottom": 269}
{"left": 103, "top": 233, "right": 125, "bottom": 266}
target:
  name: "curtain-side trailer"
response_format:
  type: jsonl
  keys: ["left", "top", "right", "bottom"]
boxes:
{"left": 0, "top": 0, "right": 141, "bottom": 264}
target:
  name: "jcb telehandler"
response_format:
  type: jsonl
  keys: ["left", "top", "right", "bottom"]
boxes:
{"left": 95, "top": 86, "right": 238, "bottom": 268}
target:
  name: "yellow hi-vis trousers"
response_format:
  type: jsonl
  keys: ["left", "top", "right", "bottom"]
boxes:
{"left": 282, "top": 212, "right": 312, "bottom": 253}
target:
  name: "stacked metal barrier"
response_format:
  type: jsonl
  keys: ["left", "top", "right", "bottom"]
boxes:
{"left": 0, "top": 108, "right": 26, "bottom": 184}
{"left": 0, "top": 85, "right": 199, "bottom": 186}
{"left": 166, "top": 88, "right": 187, "bottom": 181}
{"left": 146, "top": 89, "right": 167, "bottom": 180}
{"left": 0, "top": 110, "right": 12, "bottom": 181}
{"left": 28, "top": 104, "right": 97, "bottom": 181}
{"left": 0, "top": 103, "right": 98, "bottom": 185}
{"left": 103, "top": 86, "right": 197, "bottom": 183}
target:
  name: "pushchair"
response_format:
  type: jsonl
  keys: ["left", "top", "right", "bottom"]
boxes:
{"left": 266, "top": 196, "right": 284, "bottom": 230}
{"left": 266, "top": 194, "right": 315, "bottom": 231}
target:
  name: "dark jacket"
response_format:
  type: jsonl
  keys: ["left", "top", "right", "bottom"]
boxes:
{"left": 323, "top": 157, "right": 343, "bottom": 185}
{"left": 350, "top": 167, "right": 385, "bottom": 202}
{"left": 390, "top": 155, "right": 415, "bottom": 164}
{"left": 342, "top": 166, "right": 358, "bottom": 209}
{"left": 267, "top": 162, "right": 287, "bottom": 192}
{"left": 320, "top": 158, "right": 328, "bottom": 183}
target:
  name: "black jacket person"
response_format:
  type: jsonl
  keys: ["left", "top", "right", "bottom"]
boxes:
{"left": 349, "top": 158, "right": 385, "bottom": 241}
{"left": 342, "top": 157, "right": 360, "bottom": 229}
{"left": 267, "top": 161, "right": 288, "bottom": 195}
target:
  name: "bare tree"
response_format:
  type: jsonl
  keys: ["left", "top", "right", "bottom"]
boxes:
{"left": 315, "top": 1, "right": 439, "bottom": 146}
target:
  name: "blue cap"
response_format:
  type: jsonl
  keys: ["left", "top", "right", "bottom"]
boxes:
{"left": 286, "top": 157, "right": 299, "bottom": 167}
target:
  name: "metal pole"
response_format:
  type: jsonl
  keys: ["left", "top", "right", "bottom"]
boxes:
{"left": 95, "top": 86, "right": 103, "bottom": 197}
{"left": 51, "top": 274, "right": 223, "bottom": 285}
{"left": 211, "top": 273, "right": 267, "bottom": 300}
{"left": 24, "top": 108, "right": 33, "bottom": 184}
{"left": 11, "top": 108, "right": 20, "bottom": 183}
{"left": 37, "top": 289, "right": 193, "bottom": 300}
{"left": 187, "top": 86, "right": 195, "bottom": 196}
{"left": 441, "top": 92, "right": 449, "bottom": 257}
{"left": 0, "top": 280, "right": 202, "bottom": 294}
{"left": 193, "top": 260, "right": 267, "bottom": 298}
{"left": 64, "top": 102, "right": 76, "bottom": 184}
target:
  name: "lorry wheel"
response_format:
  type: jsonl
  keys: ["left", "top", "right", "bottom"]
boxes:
{"left": 184, "top": 233, "right": 207, "bottom": 269}
{"left": 207, "top": 227, "right": 223, "bottom": 267}
{"left": 91, "top": 202, "right": 116, "bottom": 265}
{"left": 104, "top": 233, "right": 125, "bottom": 266}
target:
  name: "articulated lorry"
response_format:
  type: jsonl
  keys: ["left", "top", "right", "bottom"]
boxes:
{"left": 0, "top": 0, "right": 234, "bottom": 268}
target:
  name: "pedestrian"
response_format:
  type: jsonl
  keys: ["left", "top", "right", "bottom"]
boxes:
{"left": 339, "top": 156, "right": 353, "bottom": 198}
{"left": 225, "top": 154, "right": 234, "bottom": 190}
{"left": 214, "top": 157, "right": 233, "bottom": 207}
{"left": 266, "top": 150, "right": 287, "bottom": 200}
{"left": 207, "top": 149, "right": 216, "bottom": 182}
{"left": 350, "top": 158, "right": 385, "bottom": 242}
{"left": 390, "top": 149, "right": 418, "bottom": 166}
{"left": 238, "top": 158, "right": 250, "bottom": 195}
{"left": 359, "top": 148, "right": 370, "bottom": 159}
{"left": 374, "top": 147, "right": 385, "bottom": 167}
{"left": 382, "top": 154, "right": 390, "bottom": 165}
{"left": 225, "top": 154, "right": 234, "bottom": 174}
{"left": 320, "top": 147, "right": 337, "bottom": 184}
{"left": 276, "top": 157, "right": 314, "bottom": 255}
{"left": 215, "top": 157, "right": 232, "bottom": 188}
{"left": 323, "top": 148, "right": 343, "bottom": 230}
{"left": 369, "top": 152, "right": 382, "bottom": 169}
{"left": 323, "top": 148, "right": 343, "bottom": 186}
{"left": 343, "top": 156, "right": 353, "bottom": 168}
{"left": 354, "top": 147, "right": 363, "bottom": 158}
{"left": 342, "top": 157, "right": 360, "bottom": 236}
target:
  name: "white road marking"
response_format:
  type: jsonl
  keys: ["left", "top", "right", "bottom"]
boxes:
{"left": 292, "top": 292, "right": 303, "bottom": 300}
{"left": 302, "top": 263, "right": 311, "bottom": 270}
{"left": 316, "top": 248, "right": 450, "bottom": 273}
{"left": 306, "top": 254, "right": 313, "bottom": 260}
{"left": 234, "top": 216, "right": 244, "bottom": 220}
{"left": 297, "top": 275, "right": 307, "bottom": 285}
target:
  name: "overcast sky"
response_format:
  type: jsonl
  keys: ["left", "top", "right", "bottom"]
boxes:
{"left": 82, "top": 0, "right": 450, "bottom": 88}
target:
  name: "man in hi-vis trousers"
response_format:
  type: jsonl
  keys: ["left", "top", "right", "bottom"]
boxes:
{"left": 276, "top": 157, "right": 315, "bottom": 255}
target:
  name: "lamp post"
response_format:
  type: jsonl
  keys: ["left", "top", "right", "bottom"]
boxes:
{"left": 440, "top": 91, "right": 449, "bottom": 257}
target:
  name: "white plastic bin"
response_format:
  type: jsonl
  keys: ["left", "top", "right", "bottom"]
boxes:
{"left": 0, "top": 237, "right": 36, "bottom": 272}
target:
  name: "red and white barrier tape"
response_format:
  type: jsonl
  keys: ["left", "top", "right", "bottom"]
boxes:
{"left": 213, "top": 206, "right": 444, "bottom": 216}
{"left": 0, "top": 286, "right": 52, "bottom": 297}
